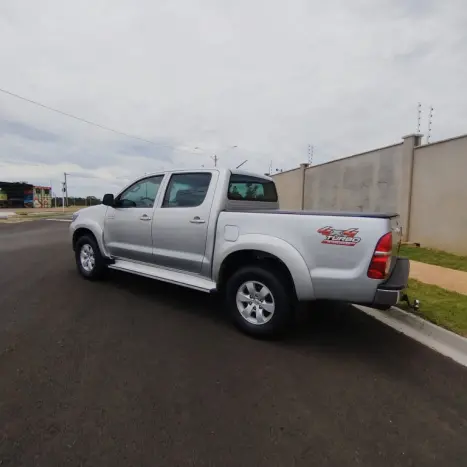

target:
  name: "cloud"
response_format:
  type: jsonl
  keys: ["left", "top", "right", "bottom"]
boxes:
{"left": 1, "top": 0, "right": 467, "bottom": 195}
{"left": 0, "top": 119, "right": 59, "bottom": 142}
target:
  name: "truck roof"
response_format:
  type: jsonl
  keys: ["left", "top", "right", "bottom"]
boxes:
{"left": 136, "top": 168, "right": 273, "bottom": 181}
{"left": 228, "top": 168, "right": 273, "bottom": 180}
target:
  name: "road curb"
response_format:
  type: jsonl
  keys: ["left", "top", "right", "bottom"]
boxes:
{"left": 354, "top": 304, "right": 467, "bottom": 368}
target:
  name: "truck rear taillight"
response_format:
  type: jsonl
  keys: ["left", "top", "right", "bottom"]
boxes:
{"left": 367, "top": 232, "right": 392, "bottom": 280}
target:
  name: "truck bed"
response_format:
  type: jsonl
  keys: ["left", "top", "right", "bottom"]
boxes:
{"left": 230, "top": 209, "right": 399, "bottom": 219}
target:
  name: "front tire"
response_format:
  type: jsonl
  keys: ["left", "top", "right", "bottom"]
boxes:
{"left": 75, "top": 235, "right": 106, "bottom": 280}
{"left": 225, "top": 266, "right": 295, "bottom": 338}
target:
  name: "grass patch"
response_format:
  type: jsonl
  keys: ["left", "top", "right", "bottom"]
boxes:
{"left": 26, "top": 212, "right": 72, "bottom": 218}
{"left": 399, "top": 244, "right": 467, "bottom": 273}
{"left": 399, "top": 279, "right": 467, "bottom": 336}
{"left": 12, "top": 211, "right": 75, "bottom": 219}
{"left": 1, "top": 211, "right": 73, "bottom": 223}
{"left": 14, "top": 206, "right": 81, "bottom": 215}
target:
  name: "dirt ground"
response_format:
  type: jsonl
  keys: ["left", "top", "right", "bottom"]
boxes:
{"left": 410, "top": 261, "right": 467, "bottom": 295}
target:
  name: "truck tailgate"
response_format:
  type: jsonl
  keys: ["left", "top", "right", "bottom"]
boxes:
{"left": 390, "top": 215, "right": 403, "bottom": 257}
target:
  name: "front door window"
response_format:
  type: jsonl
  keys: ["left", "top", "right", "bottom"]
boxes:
{"left": 118, "top": 176, "right": 163, "bottom": 208}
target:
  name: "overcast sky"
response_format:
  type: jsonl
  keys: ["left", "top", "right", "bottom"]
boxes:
{"left": 1, "top": 0, "right": 467, "bottom": 196}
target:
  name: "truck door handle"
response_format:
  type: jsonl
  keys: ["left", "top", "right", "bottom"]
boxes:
{"left": 140, "top": 214, "right": 151, "bottom": 221}
{"left": 190, "top": 216, "right": 205, "bottom": 224}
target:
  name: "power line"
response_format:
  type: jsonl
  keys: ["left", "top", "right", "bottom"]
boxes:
{"left": 0, "top": 87, "right": 173, "bottom": 149}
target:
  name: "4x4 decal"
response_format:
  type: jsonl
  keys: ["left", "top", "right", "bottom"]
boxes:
{"left": 317, "top": 226, "right": 361, "bottom": 246}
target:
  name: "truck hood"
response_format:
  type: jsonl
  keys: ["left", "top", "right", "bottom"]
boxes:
{"left": 72, "top": 204, "right": 107, "bottom": 219}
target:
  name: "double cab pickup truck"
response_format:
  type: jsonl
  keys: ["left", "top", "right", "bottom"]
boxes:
{"left": 70, "top": 168, "right": 409, "bottom": 337}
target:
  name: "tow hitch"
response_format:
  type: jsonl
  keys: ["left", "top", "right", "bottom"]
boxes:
{"left": 400, "top": 293, "right": 420, "bottom": 312}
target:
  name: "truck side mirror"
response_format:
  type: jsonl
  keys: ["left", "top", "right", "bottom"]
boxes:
{"left": 102, "top": 194, "right": 115, "bottom": 206}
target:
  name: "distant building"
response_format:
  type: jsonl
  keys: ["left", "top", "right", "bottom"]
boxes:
{"left": 33, "top": 186, "right": 52, "bottom": 208}
{"left": 0, "top": 181, "right": 52, "bottom": 208}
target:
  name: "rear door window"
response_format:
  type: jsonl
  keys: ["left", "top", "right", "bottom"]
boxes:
{"left": 162, "top": 173, "right": 212, "bottom": 208}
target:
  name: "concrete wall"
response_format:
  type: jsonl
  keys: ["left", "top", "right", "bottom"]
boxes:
{"left": 301, "top": 135, "right": 420, "bottom": 236}
{"left": 272, "top": 166, "right": 304, "bottom": 210}
{"left": 409, "top": 135, "right": 467, "bottom": 255}
{"left": 272, "top": 132, "right": 467, "bottom": 254}
{"left": 303, "top": 143, "right": 403, "bottom": 212}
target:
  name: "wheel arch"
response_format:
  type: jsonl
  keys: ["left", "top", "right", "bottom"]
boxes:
{"left": 71, "top": 219, "right": 109, "bottom": 259}
{"left": 214, "top": 235, "right": 315, "bottom": 300}
{"left": 218, "top": 249, "right": 297, "bottom": 298}
{"left": 72, "top": 227, "right": 97, "bottom": 251}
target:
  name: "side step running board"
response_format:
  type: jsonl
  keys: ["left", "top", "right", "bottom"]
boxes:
{"left": 108, "top": 259, "right": 217, "bottom": 293}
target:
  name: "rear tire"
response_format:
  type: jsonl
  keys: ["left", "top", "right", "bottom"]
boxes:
{"left": 75, "top": 235, "right": 106, "bottom": 281}
{"left": 225, "top": 265, "right": 294, "bottom": 338}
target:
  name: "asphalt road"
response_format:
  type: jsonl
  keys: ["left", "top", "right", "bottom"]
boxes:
{"left": 1, "top": 221, "right": 467, "bottom": 467}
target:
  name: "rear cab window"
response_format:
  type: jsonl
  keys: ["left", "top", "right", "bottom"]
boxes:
{"left": 228, "top": 174, "right": 278, "bottom": 202}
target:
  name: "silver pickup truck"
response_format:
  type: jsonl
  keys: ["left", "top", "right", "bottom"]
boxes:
{"left": 70, "top": 168, "right": 409, "bottom": 337}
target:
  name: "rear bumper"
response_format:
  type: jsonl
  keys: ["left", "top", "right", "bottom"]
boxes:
{"left": 371, "top": 257, "right": 410, "bottom": 308}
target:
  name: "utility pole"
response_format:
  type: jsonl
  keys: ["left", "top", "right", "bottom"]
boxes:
{"left": 64, "top": 172, "right": 69, "bottom": 208}
{"left": 50, "top": 180, "right": 54, "bottom": 208}
{"left": 61, "top": 182, "right": 66, "bottom": 212}
{"left": 195, "top": 146, "right": 237, "bottom": 168}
